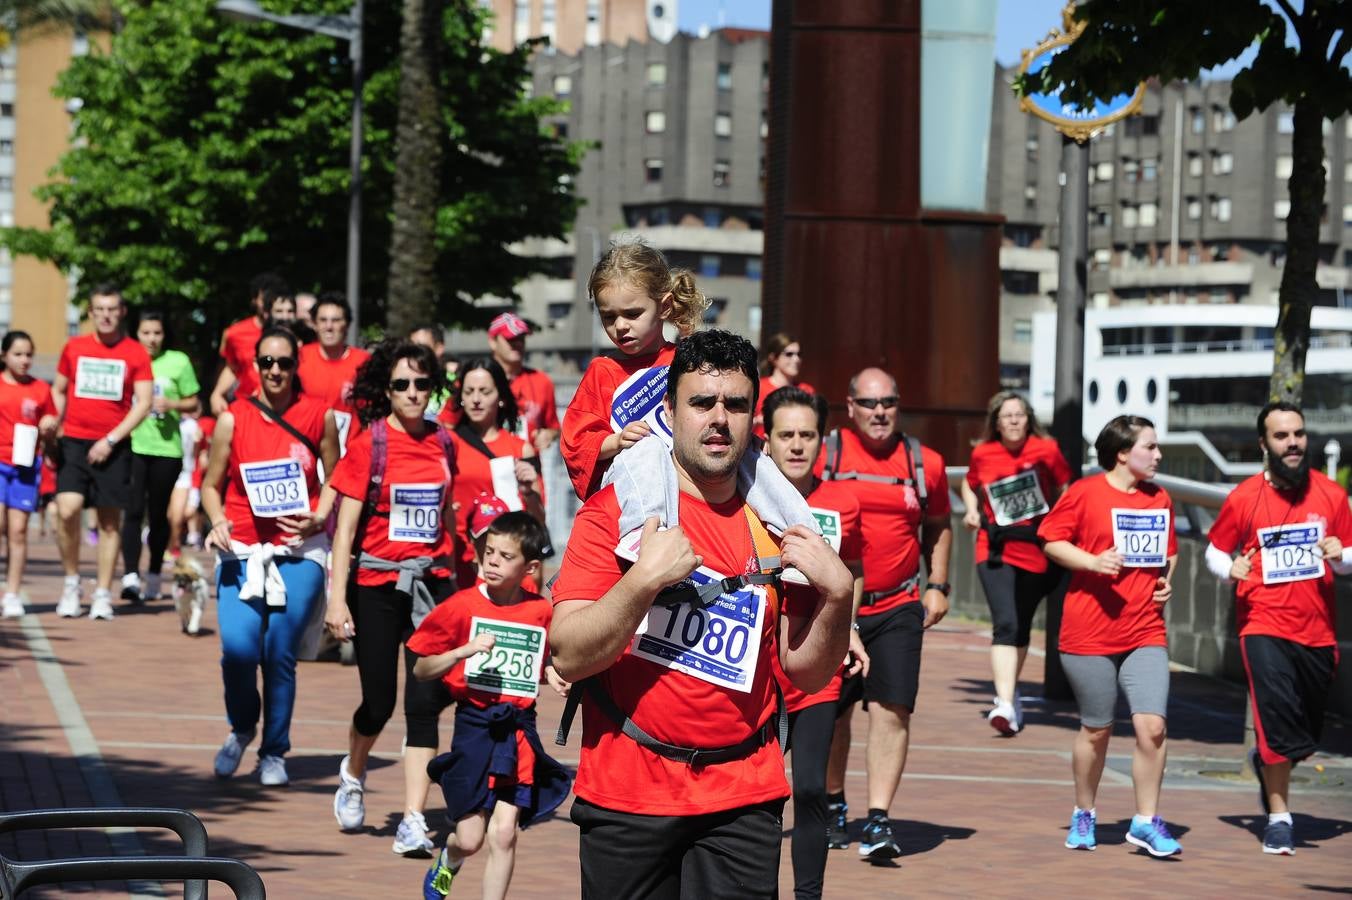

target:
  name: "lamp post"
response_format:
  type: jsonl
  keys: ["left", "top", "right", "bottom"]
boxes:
{"left": 215, "top": 0, "right": 364, "bottom": 342}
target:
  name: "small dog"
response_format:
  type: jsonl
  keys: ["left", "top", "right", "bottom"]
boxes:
{"left": 171, "top": 555, "right": 210, "bottom": 635}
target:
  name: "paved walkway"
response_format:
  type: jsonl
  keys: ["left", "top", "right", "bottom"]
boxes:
{"left": 2, "top": 534, "right": 1350, "bottom": 898}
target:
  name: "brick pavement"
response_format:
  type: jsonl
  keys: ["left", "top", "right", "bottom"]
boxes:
{"left": 2, "top": 533, "right": 1350, "bottom": 898}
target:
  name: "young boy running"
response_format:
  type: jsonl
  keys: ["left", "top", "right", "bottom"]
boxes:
{"left": 408, "top": 511, "right": 571, "bottom": 900}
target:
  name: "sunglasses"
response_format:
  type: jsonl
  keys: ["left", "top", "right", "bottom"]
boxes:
{"left": 257, "top": 355, "right": 296, "bottom": 371}
{"left": 852, "top": 396, "right": 899, "bottom": 410}
{"left": 389, "top": 377, "right": 434, "bottom": 392}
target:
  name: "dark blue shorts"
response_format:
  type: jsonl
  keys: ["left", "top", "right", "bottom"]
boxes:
{"left": 0, "top": 460, "right": 40, "bottom": 512}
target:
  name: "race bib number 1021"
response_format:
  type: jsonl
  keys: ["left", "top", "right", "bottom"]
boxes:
{"left": 1258, "top": 522, "right": 1325, "bottom": 585}
{"left": 1111, "top": 508, "right": 1170, "bottom": 568}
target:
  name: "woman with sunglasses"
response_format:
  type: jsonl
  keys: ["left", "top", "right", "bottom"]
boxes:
{"left": 754, "top": 333, "right": 814, "bottom": 439}
{"left": 440, "top": 359, "right": 544, "bottom": 588}
{"left": 960, "top": 391, "right": 1071, "bottom": 736}
{"left": 200, "top": 327, "right": 339, "bottom": 787}
{"left": 324, "top": 339, "right": 459, "bottom": 857}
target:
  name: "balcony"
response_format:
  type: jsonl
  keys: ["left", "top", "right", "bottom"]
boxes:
{"left": 1107, "top": 261, "right": 1253, "bottom": 290}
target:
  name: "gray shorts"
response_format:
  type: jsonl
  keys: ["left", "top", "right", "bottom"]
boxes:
{"left": 1059, "top": 645, "right": 1169, "bottom": 728}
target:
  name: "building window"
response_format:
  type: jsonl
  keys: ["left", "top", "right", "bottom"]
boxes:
{"left": 1277, "top": 111, "right": 1294, "bottom": 133}
{"left": 513, "top": 0, "right": 530, "bottom": 44}
{"left": 1344, "top": 204, "right": 1352, "bottom": 226}
{"left": 700, "top": 255, "right": 721, "bottom": 277}
{"left": 547, "top": 301, "right": 571, "bottom": 323}
{"left": 644, "top": 158, "right": 663, "bottom": 183}
{"left": 1013, "top": 319, "right": 1033, "bottom": 344}
{"left": 1190, "top": 106, "right": 1204, "bottom": 133}
{"left": 703, "top": 297, "right": 728, "bottom": 324}
{"left": 760, "top": 110, "right": 768, "bottom": 140}
{"left": 1275, "top": 199, "right": 1290, "bottom": 220}
{"left": 645, "top": 110, "right": 666, "bottom": 134}
{"left": 714, "top": 112, "right": 732, "bottom": 137}
{"left": 1187, "top": 152, "right": 1202, "bottom": 177}
{"left": 0, "top": 177, "right": 12, "bottom": 191}
{"left": 1122, "top": 158, "right": 1139, "bottom": 180}
{"left": 702, "top": 207, "right": 721, "bottom": 227}
{"left": 746, "top": 258, "right": 762, "bottom": 281}
{"left": 552, "top": 121, "right": 568, "bottom": 139}
{"left": 552, "top": 75, "right": 571, "bottom": 97}
{"left": 1092, "top": 206, "right": 1112, "bottom": 227}
{"left": 1186, "top": 196, "right": 1201, "bottom": 220}
{"left": 1095, "top": 161, "right": 1114, "bottom": 181}
{"left": 1124, "top": 115, "right": 1159, "bottom": 137}
{"left": 1139, "top": 202, "right": 1158, "bottom": 227}
{"left": 1212, "top": 105, "right": 1235, "bottom": 132}
{"left": 1093, "top": 248, "right": 1112, "bottom": 270}
{"left": 1026, "top": 137, "right": 1038, "bottom": 162}
{"left": 1345, "top": 161, "right": 1352, "bottom": 182}
{"left": 1121, "top": 204, "right": 1139, "bottom": 228}
{"left": 647, "top": 62, "right": 667, "bottom": 86}
{"left": 0, "top": 103, "right": 12, "bottom": 118}
{"left": 1276, "top": 155, "right": 1293, "bottom": 179}
{"left": 713, "top": 159, "right": 731, "bottom": 187}
{"left": 716, "top": 63, "right": 733, "bottom": 91}
{"left": 1142, "top": 158, "right": 1158, "bottom": 181}
{"left": 1210, "top": 196, "right": 1231, "bottom": 222}
{"left": 0, "top": 140, "right": 11, "bottom": 155}
{"left": 1024, "top": 184, "right": 1037, "bottom": 205}
{"left": 1211, "top": 151, "right": 1233, "bottom": 175}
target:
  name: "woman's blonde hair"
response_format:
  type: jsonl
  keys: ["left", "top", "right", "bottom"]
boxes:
{"left": 587, "top": 240, "right": 709, "bottom": 337}
{"left": 759, "top": 332, "right": 798, "bottom": 376}
{"left": 980, "top": 390, "right": 1048, "bottom": 443}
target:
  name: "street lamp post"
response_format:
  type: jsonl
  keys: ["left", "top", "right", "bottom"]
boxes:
{"left": 215, "top": 0, "right": 364, "bottom": 342}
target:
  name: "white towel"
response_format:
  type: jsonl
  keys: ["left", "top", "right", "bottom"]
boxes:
{"left": 223, "top": 535, "right": 329, "bottom": 607}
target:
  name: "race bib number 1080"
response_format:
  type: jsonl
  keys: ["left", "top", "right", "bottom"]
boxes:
{"left": 1111, "top": 508, "right": 1170, "bottom": 567}
{"left": 632, "top": 566, "right": 764, "bottom": 693}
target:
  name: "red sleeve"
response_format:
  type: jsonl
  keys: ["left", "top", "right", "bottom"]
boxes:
{"left": 550, "top": 490, "right": 623, "bottom": 604}
{"left": 328, "top": 431, "right": 371, "bottom": 500}
{"left": 57, "top": 342, "right": 74, "bottom": 378}
{"left": 406, "top": 599, "right": 465, "bottom": 657}
{"left": 560, "top": 365, "right": 613, "bottom": 500}
{"left": 1038, "top": 480, "right": 1084, "bottom": 544}
{"left": 130, "top": 345, "right": 153, "bottom": 382}
{"left": 923, "top": 447, "right": 951, "bottom": 517}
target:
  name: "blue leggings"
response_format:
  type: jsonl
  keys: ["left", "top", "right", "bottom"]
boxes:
{"left": 217, "top": 556, "right": 325, "bottom": 758}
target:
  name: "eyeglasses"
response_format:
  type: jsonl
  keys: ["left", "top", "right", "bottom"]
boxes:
{"left": 851, "top": 396, "right": 899, "bottom": 410}
{"left": 257, "top": 355, "right": 296, "bottom": 372}
{"left": 997, "top": 412, "right": 1028, "bottom": 422}
{"left": 389, "top": 377, "right": 434, "bottom": 392}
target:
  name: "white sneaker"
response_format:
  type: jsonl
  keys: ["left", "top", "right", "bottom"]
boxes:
{"left": 57, "top": 580, "right": 83, "bottom": 618}
{"left": 989, "top": 700, "right": 1018, "bottom": 736}
{"left": 334, "top": 756, "right": 366, "bottom": 832}
{"left": 120, "top": 571, "right": 142, "bottom": 603}
{"left": 213, "top": 731, "right": 254, "bottom": 778}
{"left": 146, "top": 572, "right": 163, "bottom": 599}
{"left": 392, "top": 810, "right": 435, "bottom": 857}
{"left": 1, "top": 592, "right": 24, "bottom": 618}
{"left": 258, "top": 754, "right": 289, "bottom": 786}
{"left": 88, "top": 589, "right": 115, "bottom": 620}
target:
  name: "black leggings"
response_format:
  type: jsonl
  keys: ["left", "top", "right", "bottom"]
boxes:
{"left": 976, "top": 561, "right": 1062, "bottom": 647}
{"left": 121, "top": 453, "right": 182, "bottom": 575}
{"left": 351, "top": 578, "right": 454, "bottom": 748}
{"left": 786, "top": 701, "right": 835, "bottom": 900}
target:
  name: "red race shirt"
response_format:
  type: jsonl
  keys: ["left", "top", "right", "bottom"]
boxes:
{"left": 192, "top": 416, "right": 216, "bottom": 490}
{"left": 823, "top": 429, "right": 951, "bottom": 616}
{"left": 1209, "top": 471, "right": 1352, "bottom": 647}
{"left": 220, "top": 317, "right": 262, "bottom": 398}
{"left": 0, "top": 375, "right": 56, "bottom": 466}
{"left": 298, "top": 343, "right": 370, "bottom": 453}
{"left": 1037, "top": 473, "right": 1177, "bottom": 655}
{"left": 407, "top": 584, "right": 552, "bottom": 711}
{"left": 551, "top": 485, "right": 789, "bottom": 816}
{"left": 221, "top": 395, "right": 327, "bottom": 546}
{"left": 753, "top": 376, "right": 814, "bottom": 440}
{"left": 966, "top": 435, "right": 1072, "bottom": 573}
{"left": 561, "top": 344, "right": 676, "bottom": 500}
{"left": 56, "top": 334, "right": 153, "bottom": 441}
{"left": 448, "top": 428, "right": 532, "bottom": 585}
{"left": 329, "top": 423, "right": 455, "bottom": 588}
{"left": 508, "top": 368, "right": 560, "bottom": 442}
{"left": 773, "top": 479, "right": 862, "bottom": 713}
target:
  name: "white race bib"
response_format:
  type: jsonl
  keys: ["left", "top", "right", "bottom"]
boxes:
{"left": 74, "top": 357, "right": 126, "bottom": 401}
{"left": 1111, "top": 508, "right": 1170, "bottom": 567}
{"left": 239, "top": 457, "right": 309, "bottom": 518}
{"left": 388, "top": 482, "right": 443, "bottom": 543}
{"left": 811, "top": 507, "right": 843, "bottom": 552}
{"left": 610, "top": 365, "right": 673, "bottom": 450}
{"left": 984, "top": 470, "right": 1049, "bottom": 526}
{"left": 632, "top": 565, "right": 765, "bottom": 693}
{"left": 334, "top": 411, "right": 353, "bottom": 456}
{"left": 463, "top": 614, "right": 547, "bottom": 700}
{"left": 489, "top": 456, "right": 524, "bottom": 511}
{"left": 1258, "top": 522, "right": 1325, "bottom": 585}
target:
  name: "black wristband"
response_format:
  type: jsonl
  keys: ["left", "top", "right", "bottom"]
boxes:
{"left": 925, "top": 581, "right": 951, "bottom": 597}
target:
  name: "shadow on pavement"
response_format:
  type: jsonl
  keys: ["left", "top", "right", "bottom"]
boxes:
{"left": 1218, "top": 811, "right": 1352, "bottom": 849}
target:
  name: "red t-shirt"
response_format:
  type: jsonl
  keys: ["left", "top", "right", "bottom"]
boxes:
{"left": 551, "top": 485, "right": 789, "bottom": 816}
{"left": 966, "top": 435, "right": 1072, "bottom": 573}
{"left": 1209, "top": 471, "right": 1352, "bottom": 647}
{"left": 220, "top": 317, "right": 262, "bottom": 399}
{"left": 1037, "top": 473, "right": 1177, "bottom": 655}
{"left": 561, "top": 344, "right": 677, "bottom": 500}
{"left": 0, "top": 375, "right": 56, "bottom": 466}
{"left": 753, "top": 376, "right": 815, "bottom": 440}
{"left": 406, "top": 584, "right": 552, "bottom": 711}
{"left": 192, "top": 416, "right": 216, "bottom": 490}
{"left": 56, "top": 334, "right": 153, "bottom": 441}
{"left": 509, "top": 368, "right": 560, "bottom": 441}
{"left": 329, "top": 423, "right": 455, "bottom": 588}
{"left": 822, "top": 429, "right": 951, "bottom": 615}
{"left": 448, "top": 428, "right": 532, "bottom": 585}
{"left": 773, "top": 479, "right": 862, "bottom": 713}
{"left": 221, "top": 395, "right": 327, "bottom": 546}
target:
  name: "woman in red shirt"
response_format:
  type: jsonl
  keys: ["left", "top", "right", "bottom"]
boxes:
{"left": 961, "top": 391, "right": 1071, "bottom": 736}
{"left": 0, "top": 330, "right": 58, "bottom": 618}
{"left": 324, "top": 339, "right": 457, "bottom": 856}
{"left": 753, "top": 332, "right": 814, "bottom": 439}
{"left": 200, "top": 327, "right": 339, "bottom": 788}
{"left": 441, "top": 359, "right": 544, "bottom": 587}
{"left": 1038, "top": 415, "right": 1181, "bottom": 857}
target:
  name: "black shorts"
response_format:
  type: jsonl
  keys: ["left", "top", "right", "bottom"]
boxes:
{"left": 55, "top": 437, "right": 132, "bottom": 509}
{"left": 1241, "top": 634, "right": 1337, "bottom": 766}
{"left": 838, "top": 601, "right": 925, "bottom": 712}
{"left": 977, "top": 562, "right": 1063, "bottom": 647}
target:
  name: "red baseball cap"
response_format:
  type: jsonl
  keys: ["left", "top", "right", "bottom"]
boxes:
{"left": 468, "top": 491, "right": 511, "bottom": 539}
{"left": 488, "top": 312, "right": 530, "bottom": 340}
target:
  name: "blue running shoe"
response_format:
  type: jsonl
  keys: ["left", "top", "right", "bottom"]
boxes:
{"left": 423, "top": 849, "right": 460, "bottom": 900}
{"left": 1064, "top": 809, "right": 1096, "bottom": 850}
{"left": 1262, "top": 819, "right": 1294, "bottom": 855}
{"left": 858, "top": 814, "right": 900, "bottom": 860}
{"left": 1126, "top": 816, "right": 1182, "bottom": 857}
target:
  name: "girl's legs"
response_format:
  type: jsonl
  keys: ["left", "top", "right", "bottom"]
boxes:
{"left": 1119, "top": 645, "right": 1171, "bottom": 818}
{"left": 1130, "top": 714, "right": 1168, "bottom": 817}
{"left": 1060, "top": 652, "right": 1121, "bottom": 810}
{"left": 1072, "top": 725, "right": 1112, "bottom": 810}
{"left": 5, "top": 506, "right": 28, "bottom": 596}
{"left": 143, "top": 456, "right": 182, "bottom": 581}
{"left": 348, "top": 583, "right": 407, "bottom": 777}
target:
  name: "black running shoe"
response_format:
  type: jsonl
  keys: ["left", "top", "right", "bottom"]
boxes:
{"left": 859, "top": 814, "right": 900, "bottom": 860}
{"left": 826, "top": 802, "right": 849, "bottom": 849}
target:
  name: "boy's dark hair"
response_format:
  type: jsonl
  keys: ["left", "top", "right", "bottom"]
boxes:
{"left": 665, "top": 329, "right": 759, "bottom": 406}
{"left": 1257, "top": 401, "right": 1303, "bottom": 437}
{"left": 313, "top": 291, "right": 351, "bottom": 324}
{"left": 486, "top": 511, "right": 550, "bottom": 563}
{"left": 762, "top": 386, "right": 827, "bottom": 436}
{"left": 1094, "top": 414, "right": 1154, "bottom": 471}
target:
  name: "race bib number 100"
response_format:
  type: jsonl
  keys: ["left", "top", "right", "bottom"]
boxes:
{"left": 633, "top": 566, "right": 764, "bottom": 693}
{"left": 239, "top": 458, "right": 309, "bottom": 517}
{"left": 611, "top": 365, "right": 674, "bottom": 450}
{"left": 388, "top": 483, "right": 443, "bottom": 543}
{"left": 463, "top": 616, "right": 547, "bottom": 699}
{"left": 1111, "top": 508, "right": 1170, "bottom": 567}
{"left": 74, "top": 357, "right": 127, "bottom": 401}
{"left": 1258, "top": 522, "right": 1325, "bottom": 585}
{"left": 984, "top": 470, "right": 1049, "bottom": 526}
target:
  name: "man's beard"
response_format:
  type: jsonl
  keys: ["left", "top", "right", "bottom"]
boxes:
{"left": 1268, "top": 443, "right": 1310, "bottom": 489}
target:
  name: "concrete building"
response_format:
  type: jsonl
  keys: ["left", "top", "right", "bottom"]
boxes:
{"left": 479, "top": 0, "right": 671, "bottom": 56}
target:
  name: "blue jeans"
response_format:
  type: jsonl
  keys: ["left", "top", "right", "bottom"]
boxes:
{"left": 216, "top": 556, "right": 325, "bottom": 758}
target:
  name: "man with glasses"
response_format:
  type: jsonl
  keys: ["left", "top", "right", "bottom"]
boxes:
{"left": 297, "top": 294, "right": 369, "bottom": 456}
{"left": 820, "top": 367, "right": 952, "bottom": 860}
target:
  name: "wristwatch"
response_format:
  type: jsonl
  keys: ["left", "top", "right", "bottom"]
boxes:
{"left": 103, "top": 435, "right": 117, "bottom": 448}
{"left": 924, "top": 581, "right": 951, "bottom": 597}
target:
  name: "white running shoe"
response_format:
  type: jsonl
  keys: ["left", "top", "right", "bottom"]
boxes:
{"left": 392, "top": 810, "right": 435, "bottom": 857}
{"left": 334, "top": 756, "right": 366, "bottom": 832}
{"left": 57, "top": 579, "right": 83, "bottom": 618}
{"left": 120, "top": 571, "right": 142, "bottom": 603}
{"left": 146, "top": 572, "right": 163, "bottom": 599}
{"left": 1, "top": 592, "right": 24, "bottom": 618}
{"left": 88, "top": 589, "right": 115, "bottom": 620}
{"left": 213, "top": 731, "right": 254, "bottom": 778}
{"left": 988, "top": 699, "right": 1018, "bottom": 736}
{"left": 258, "top": 755, "right": 289, "bottom": 786}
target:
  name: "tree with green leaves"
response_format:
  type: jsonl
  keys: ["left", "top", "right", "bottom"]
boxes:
{"left": 3, "top": 0, "right": 582, "bottom": 361}
{"left": 1021, "top": 0, "right": 1352, "bottom": 403}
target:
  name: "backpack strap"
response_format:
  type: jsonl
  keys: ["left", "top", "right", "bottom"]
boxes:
{"left": 822, "top": 428, "right": 912, "bottom": 487}
{"left": 822, "top": 430, "right": 841, "bottom": 481}
{"left": 365, "top": 417, "right": 388, "bottom": 510}
{"left": 904, "top": 433, "right": 928, "bottom": 515}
